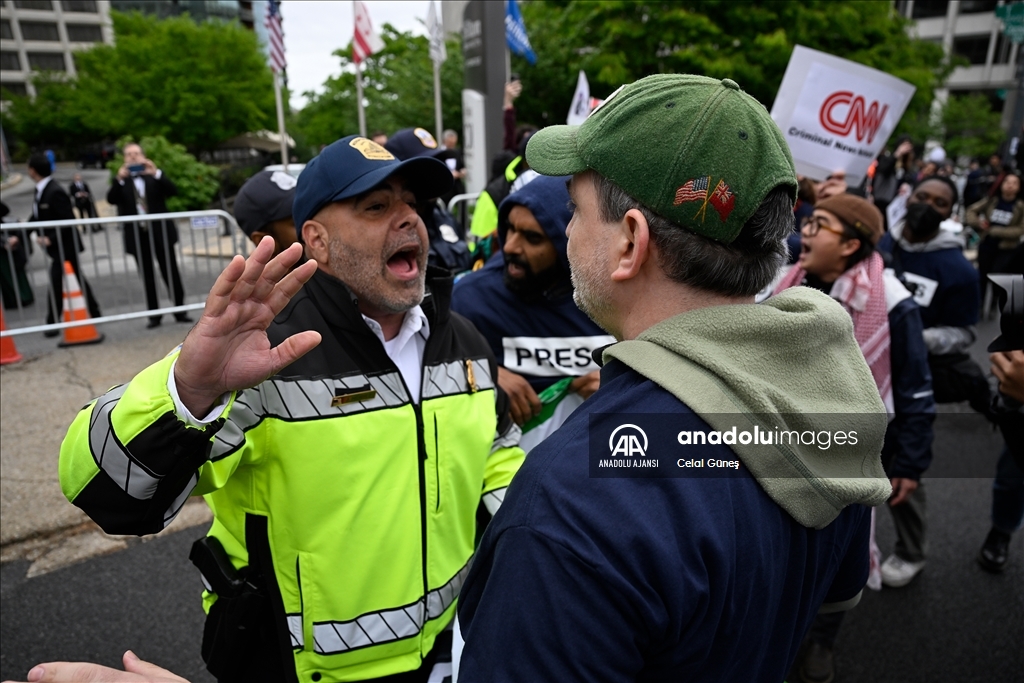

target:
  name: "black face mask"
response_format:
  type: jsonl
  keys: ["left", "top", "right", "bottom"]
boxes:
{"left": 904, "top": 202, "right": 944, "bottom": 242}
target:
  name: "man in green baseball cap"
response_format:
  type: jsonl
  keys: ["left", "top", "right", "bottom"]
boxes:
{"left": 455, "top": 74, "right": 893, "bottom": 682}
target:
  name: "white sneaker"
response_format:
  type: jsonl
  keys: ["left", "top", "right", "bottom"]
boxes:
{"left": 880, "top": 554, "right": 925, "bottom": 587}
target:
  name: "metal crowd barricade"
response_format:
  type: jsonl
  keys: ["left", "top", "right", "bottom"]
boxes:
{"left": 0, "top": 210, "right": 249, "bottom": 338}
{"left": 447, "top": 192, "right": 480, "bottom": 238}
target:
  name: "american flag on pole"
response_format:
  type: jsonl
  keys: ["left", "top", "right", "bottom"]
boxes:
{"left": 353, "top": 1, "right": 384, "bottom": 65}
{"left": 673, "top": 176, "right": 710, "bottom": 205}
{"left": 265, "top": 0, "right": 286, "bottom": 73}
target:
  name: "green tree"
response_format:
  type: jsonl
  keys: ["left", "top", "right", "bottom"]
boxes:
{"left": 108, "top": 135, "right": 220, "bottom": 211}
{"left": 512, "top": 0, "right": 950, "bottom": 142}
{"left": 4, "top": 11, "right": 275, "bottom": 152}
{"left": 941, "top": 93, "right": 1004, "bottom": 161}
{"left": 294, "top": 25, "right": 464, "bottom": 152}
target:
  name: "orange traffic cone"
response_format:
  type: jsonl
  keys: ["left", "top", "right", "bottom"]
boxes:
{"left": 58, "top": 261, "right": 104, "bottom": 347}
{"left": 0, "top": 308, "right": 23, "bottom": 365}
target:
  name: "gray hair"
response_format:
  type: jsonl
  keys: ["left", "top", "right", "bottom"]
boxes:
{"left": 591, "top": 172, "right": 793, "bottom": 297}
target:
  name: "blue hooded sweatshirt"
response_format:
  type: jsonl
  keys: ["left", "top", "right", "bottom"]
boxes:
{"left": 452, "top": 175, "right": 614, "bottom": 450}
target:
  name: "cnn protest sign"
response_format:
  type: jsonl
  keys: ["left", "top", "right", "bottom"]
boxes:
{"left": 770, "top": 45, "right": 916, "bottom": 187}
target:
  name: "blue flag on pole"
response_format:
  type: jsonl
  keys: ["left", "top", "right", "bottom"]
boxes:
{"left": 505, "top": 0, "right": 536, "bottom": 65}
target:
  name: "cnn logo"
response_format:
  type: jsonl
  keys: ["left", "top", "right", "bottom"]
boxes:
{"left": 819, "top": 91, "right": 889, "bottom": 144}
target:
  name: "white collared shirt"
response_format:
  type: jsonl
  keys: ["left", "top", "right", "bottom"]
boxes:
{"left": 118, "top": 169, "right": 162, "bottom": 215}
{"left": 169, "top": 305, "right": 432, "bottom": 425}
{"left": 361, "top": 305, "right": 430, "bottom": 403}
{"left": 33, "top": 175, "right": 53, "bottom": 217}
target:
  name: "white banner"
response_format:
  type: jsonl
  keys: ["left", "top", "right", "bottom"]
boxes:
{"left": 567, "top": 71, "right": 591, "bottom": 125}
{"left": 502, "top": 335, "right": 616, "bottom": 377}
{"left": 770, "top": 45, "right": 916, "bottom": 187}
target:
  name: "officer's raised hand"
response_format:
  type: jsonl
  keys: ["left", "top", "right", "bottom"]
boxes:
{"left": 174, "top": 237, "right": 320, "bottom": 416}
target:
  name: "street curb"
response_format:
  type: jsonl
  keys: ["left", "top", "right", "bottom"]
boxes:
{"left": 0, "top": 172, "right": 23, "bottom": 191}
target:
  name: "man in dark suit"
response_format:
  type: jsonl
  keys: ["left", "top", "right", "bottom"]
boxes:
{"left": 69, "top": 173, "right": 100, "bottom": 231}
{"left": 106, "top": 142, "right": 191, "bottom": 328}
{"left": 27, "top": 153, "right": 102, "bottom": 335}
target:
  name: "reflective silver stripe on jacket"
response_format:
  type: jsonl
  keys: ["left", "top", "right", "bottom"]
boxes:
{"left": 209, "top": 372, "right": 410, "bottom": 460}
{"left": 491, "top": 422, "right": 522, "bottom": 454}
{"left": 261, "top": 372, "right": 410, "bottom": 420}
{"left": 89, "top": 384, "right": 163, "bottom": 500}
{"left": 482, "top": 487, "right": 506, "bottom": 516}
{"left": 287, "top": 614, "right": 304, "bottom": 650}
{"left": 210, "top": 389, "right": 261, "bottom": 460}
{"left": 421, "top": 359, "right": 494, "bottom": 400}
{"left": 311, "top": 557, "right": 471, "bottom": 655}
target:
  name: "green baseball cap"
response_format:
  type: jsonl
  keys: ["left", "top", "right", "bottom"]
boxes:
{"left": 526, "top": 74, "right": 796, "bottom": 244}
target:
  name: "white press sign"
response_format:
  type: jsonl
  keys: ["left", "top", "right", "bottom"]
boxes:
{"left": 770, "top": 45, "right": 916, "bottom": 187}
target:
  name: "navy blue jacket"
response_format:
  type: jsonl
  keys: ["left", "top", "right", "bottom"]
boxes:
{"left": 452, "top": 175, "right": 610, "bottom": 392}
{"left": 457, "top": 360, "right": 870, "bottom": 683}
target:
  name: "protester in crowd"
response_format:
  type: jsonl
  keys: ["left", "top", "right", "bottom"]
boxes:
{"left": 106, "top": 142, "right": 191, "bottom": 329}
{"left": 385, "top": 127, "right": 473, "bottom": 272}
{"left": 966, "top": 172, "right": 1024, "bottom": 301}
{"left": 876, "top": 176, "right": 983, "bottom": 587}
{"left": 0, "top": 201, "right": 34, "bottom": 310}
{"left": 68, "top": 173, "right": 100, "bottom": 231}
{"left": 232, "top": 170, "right": 298, "bottom": 257}
{"left": 871, "top": 136, "right": 917, "bottom": 222}
{"left": 964, "top": 153, "right": 1005, "bottom": 207}
{"left": 27, "top": 153, "right": 102, "bottom": 336}
{"left": 434, "top": 128, "right": 467, "bottom": 209}
{"left": 370, "top": 129, "right": 388, "bottom": 146}
{"left": 54, "top": 134, "right": 524, "bottom": 683}
{"left": 815, "top": 170, "right": 848, "bottom": 202}
{"left": 774, "top": 194, "right": 934, "bottom": 682}
{"left": 786, "top": 176, "right": 817, "bottom": 262}
{"left": 451, "top": 174, "right": 613, "bottom": 452}
{"left": 455, "top": 74, "right": 892, "bottom": 682}
{"left": 917, "top": 161, "right": 938, "bottom": 183}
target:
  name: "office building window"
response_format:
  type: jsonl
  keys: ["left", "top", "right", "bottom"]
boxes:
{"left": 27, "top": 51, "right": 65, "bottom": 70}
{"left": 61, "top": 0, "right": 98, "bottom": 11}
{"left": 0, "top": 19, "right": 12, "bottom": 39}
{"left": 66, "top": 23, "right": 101, "bottom": 41}
{"left": 959, "top": 1, "right": 998, "bottom": 13}
{"left": 2, "top": 82, "right": 29, "bottom": 96}
{"left": 13, "top": 0, "right": 53, "bottom": 10}
{"left": 912, "top": 1, "right": 949, "bottom": 19}
{"left": 1, "top": 50, "right": 21, "bottom": 70}
{"left": 19, "top": 21, "right": 60, "bottom": 41}
{"left": 953, "top": 35, "right": 992, "bottom": 65}
{"left": 994, "top": 32, "right": 1022, "bottom": 65}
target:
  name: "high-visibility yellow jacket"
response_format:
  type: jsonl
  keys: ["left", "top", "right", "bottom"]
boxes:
{"left": 59, "top": 268, "right": 525, "bottom": 682}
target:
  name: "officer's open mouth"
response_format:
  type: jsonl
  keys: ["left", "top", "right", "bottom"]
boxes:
{"left": 387, "top": 247, "right": 420, "bottom": 278}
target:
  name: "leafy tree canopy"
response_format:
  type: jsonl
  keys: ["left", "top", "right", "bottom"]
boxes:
{"left": 4, "top": 11, "right": 275, "bottom": 152}
{"left": 941, "top": 94, "right": 1005, "bottom": 161}
{"left": 293, "top": 25, "right": 464, "bottom": 153}
{"left": 108, "top": 135, "right": 220, "bottom": 211}
{"left": 512, "top": 0, "right": 951, "bottom": 143}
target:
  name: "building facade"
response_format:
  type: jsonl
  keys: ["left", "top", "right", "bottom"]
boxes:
{"left": 0, "top": 0, "right": 114, "bottom": 98}
{"left": 897, "top": 0, "right": 1022, "bottom": 131}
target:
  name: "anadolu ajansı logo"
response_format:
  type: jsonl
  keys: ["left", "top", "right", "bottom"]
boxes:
{"left": 609, "top": 424, "right": 648, "bottom": 458}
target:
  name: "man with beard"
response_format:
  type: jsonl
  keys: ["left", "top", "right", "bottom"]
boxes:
{"left": 876, "top": 176, "right": 982, "bottom": 588}
{"left": 56, "top": 136, "right": 525, "bottom": 683}
{"left": 454, "top": 75, "right": 892, "bottom": 682}
{"left": 452, "top": 174, "right": 614, "bottom": 452}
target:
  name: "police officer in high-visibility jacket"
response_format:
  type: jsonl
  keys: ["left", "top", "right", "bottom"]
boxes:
{"left": 58, "top": 136, "right": 525, "bottom": 683}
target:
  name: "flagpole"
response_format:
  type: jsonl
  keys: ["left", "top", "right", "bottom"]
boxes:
{"left": 273, "top": 70, "right": 289, "bottom": 174}
{"left": 433, "top": 58, "right": 443, "bottom": 144}
{"left": 356, "top": 62, "right": 367, "bottom": 138}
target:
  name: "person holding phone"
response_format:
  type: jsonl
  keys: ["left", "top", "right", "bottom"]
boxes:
{"left": 107, "top": 142, "right": 191, "bottom": 328}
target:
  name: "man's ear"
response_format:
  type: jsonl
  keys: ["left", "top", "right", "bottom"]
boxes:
{"left": 249, "top": 230, "right": 269, "bottom": 248}
{"left": 610, "top": 208, "right": 651, "bottom": 282}
{"left": 302, "top": 220, "right": 330, "bottom": 265}
{"left": 840, "top": 237, "right": 861, "bottom": 259}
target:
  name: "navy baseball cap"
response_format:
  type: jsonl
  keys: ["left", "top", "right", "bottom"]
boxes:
{"left": 234, "top": 170, "right": 296, "bottom": 237}
{"left": 384, "top": 127, "right": 443, "bottom": 160}
{"left": 292, "top": 135, "right": 452, "bottom": 233}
